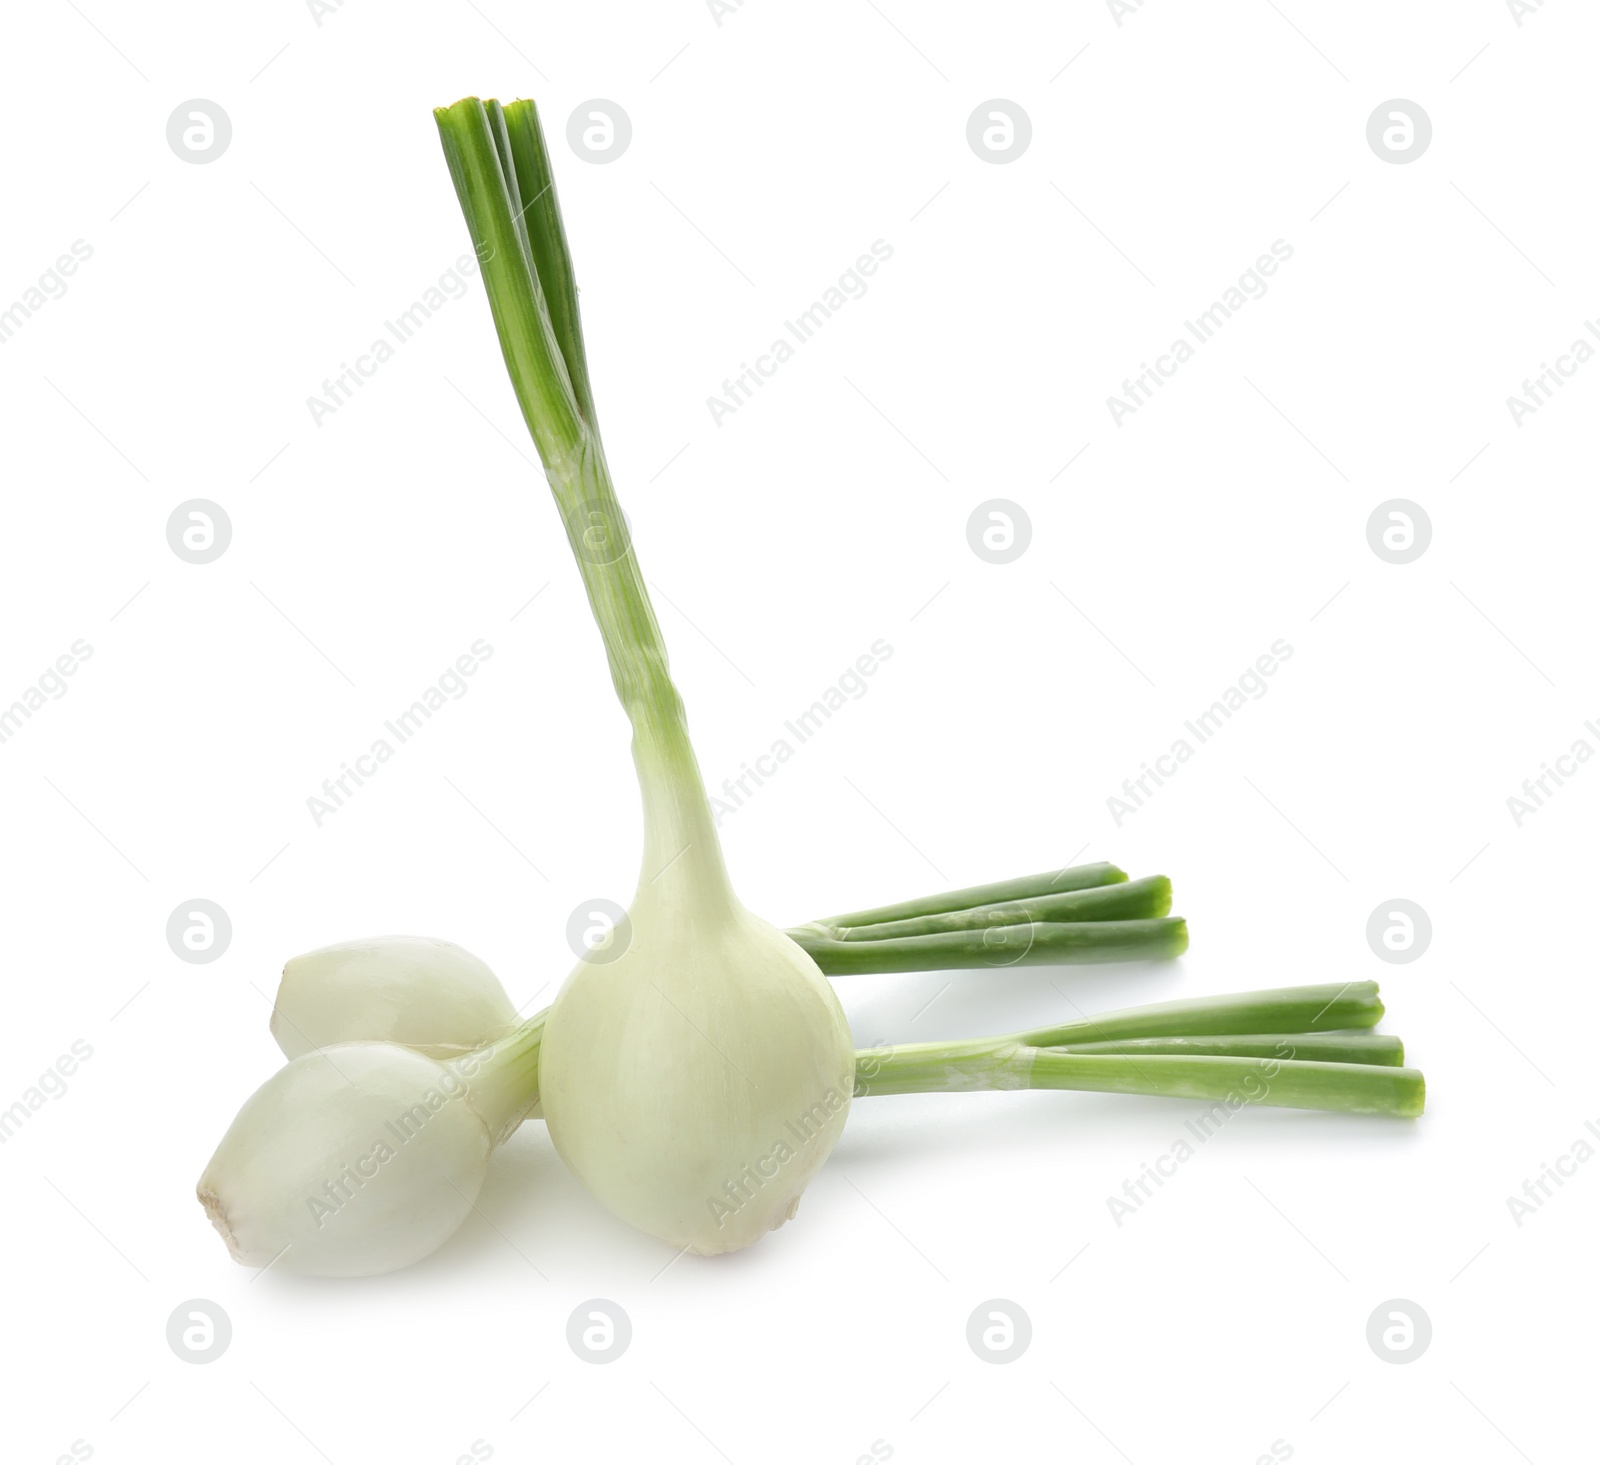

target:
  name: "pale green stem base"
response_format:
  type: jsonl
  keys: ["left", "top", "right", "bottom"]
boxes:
{"left": 463, "top": 1012, "right": 547, "bottom": 1143}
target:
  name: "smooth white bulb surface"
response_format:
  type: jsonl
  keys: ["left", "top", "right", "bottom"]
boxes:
{"left": 272, "top": 937, "right": 516, "bottom": 1060}
{"left": 198, "top": 1043, "right": 493, "bottom": 1277}
{"left": 539, "top": 891, "right": 855, "bottom": 1255}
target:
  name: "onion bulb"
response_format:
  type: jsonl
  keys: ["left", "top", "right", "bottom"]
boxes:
{"left": 436, "top": 96, "right": 855, "bottom": 1254}
{"left": 197, "top": 1020, "right": 540, "bottom": 1277}
{"left": 272, "top": 936, "right": 517, "bottom": 1060}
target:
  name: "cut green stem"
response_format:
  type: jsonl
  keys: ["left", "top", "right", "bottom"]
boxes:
{"left": 1013, "top": 981, "right": 1383, "bottom": 1046}
{"left": 1029, "top": 1051, "right": 1423, "bottom": 1116}
{"left": 500, "top": 97, "right": 596, "bottom": 426}
{"left": 852, "top": 1040, "right": 1423, "bottom": 1117}
{"left": 1048, "top": 1031, "right": 1404, "bottom": 1066}
{"left": 789, "top": 917, "right": 1189, "bottom": 975}
{"left": 800, "top": 874, "right": 1170, "bottom": 941}
{"left": 435, "top": 100, "right": 583, "bottom": 466}
{"left": 815, "top": 861, "right": 1128, "bottom": 929}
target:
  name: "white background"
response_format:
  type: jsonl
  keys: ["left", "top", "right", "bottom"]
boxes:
{"left": 2, "top": 1, "right": 1595, "bottom": 1461}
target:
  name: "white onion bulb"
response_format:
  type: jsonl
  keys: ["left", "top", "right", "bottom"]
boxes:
{"left": 272, "top": 937, "right": 516, "bottom": 1060}
{"left": 198, "top": 1023, "right": 538, "bottom": 1277}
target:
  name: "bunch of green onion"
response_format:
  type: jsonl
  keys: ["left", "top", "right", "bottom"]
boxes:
{"left": 195, "top": 96, "right": 1425, "bottom": 1279}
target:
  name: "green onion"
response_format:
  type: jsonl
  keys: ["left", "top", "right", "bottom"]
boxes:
{"left": 437, "top": 94, "right": 862, "bottom": 1255}
{"left": 192, "top": 92, "right": 1429, "bottom": 1279}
